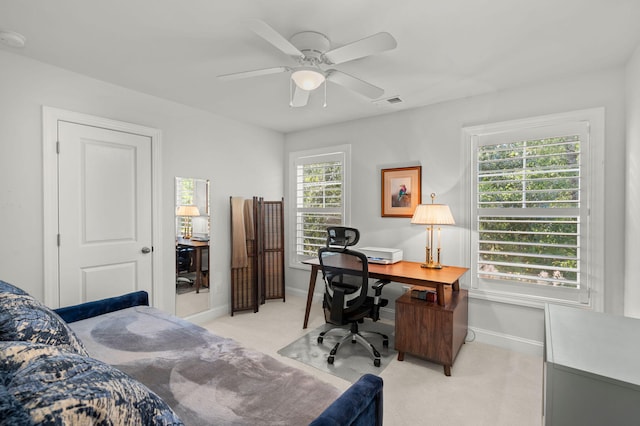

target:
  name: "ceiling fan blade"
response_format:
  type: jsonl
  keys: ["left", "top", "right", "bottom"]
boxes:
{"left": 290, "top": 86, "right": 310, "bottom": 108}
{"left": 327, "top": 70, "right": 384, "bottom": 99}
{"left": 323, "top": 32, "right": 397, "bottom": 65}
{"left": 248, "top": 19, "right": 305, "bottom": 59}
{"left": 218, "top": 66, "right": 289, "bottom": 81}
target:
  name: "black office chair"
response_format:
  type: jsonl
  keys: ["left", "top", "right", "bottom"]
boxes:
{"left": 176, "top": 246, "right": 195, "bottom": 287}
{"left": 326, "top": 226, "right": 360, "bottom": 249}
{"left": 317, "top": 227, "right": 390, "bottom": 367}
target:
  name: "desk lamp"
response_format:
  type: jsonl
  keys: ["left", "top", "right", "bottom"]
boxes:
{"left": 176, "top": 205, "right": 200, "bottom": 239}
{"left": 411, "top": 193, "right": 455, "bottom": 269}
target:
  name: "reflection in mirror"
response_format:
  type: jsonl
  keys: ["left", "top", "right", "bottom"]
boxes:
{"left": 175, "top": 177, "right": 210, "bottom": 317}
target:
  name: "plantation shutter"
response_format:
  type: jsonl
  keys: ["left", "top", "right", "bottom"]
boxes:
{"left": 294, "top": 153, "right": 345, "bottom": 262}
{"left": 473, "top": 121, "right": 590, "bottom": 303}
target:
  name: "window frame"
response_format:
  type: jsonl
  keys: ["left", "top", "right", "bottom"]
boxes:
{"left": 288, "top": 144, "right": 351, "bottom": 268}
{"left": 463, "top": 109, "right": 604, "bottom": 310}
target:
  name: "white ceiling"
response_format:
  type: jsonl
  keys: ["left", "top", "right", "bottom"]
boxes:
{"left": 2, "top": 0, "right": 640, "bottom": 133}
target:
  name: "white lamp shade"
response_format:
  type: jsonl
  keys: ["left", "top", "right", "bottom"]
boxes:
{"left": 291, "top": 68, "right": 325, "bottom": 91}
{"left": 411, "top": 204, "right": 455, "bottom": 225}
{"left": 176, "top": 205, "right": 200, "bottom": 217}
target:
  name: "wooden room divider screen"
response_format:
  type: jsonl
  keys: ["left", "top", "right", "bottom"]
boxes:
{"left": 230, "top": 196, "right": 285, "bottom": 315}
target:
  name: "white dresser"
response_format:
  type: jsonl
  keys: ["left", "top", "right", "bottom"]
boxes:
{"left": 544, "top": 304, "right": 640, "bottom": 425}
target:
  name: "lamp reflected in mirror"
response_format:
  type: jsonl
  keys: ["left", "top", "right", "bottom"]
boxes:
{"left": 175, "top": 205, "right": 200, "bottom": 239}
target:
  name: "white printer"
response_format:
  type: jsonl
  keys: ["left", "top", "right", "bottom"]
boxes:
{"left": 358, "top": 247, "right": 403, "bottom": 264}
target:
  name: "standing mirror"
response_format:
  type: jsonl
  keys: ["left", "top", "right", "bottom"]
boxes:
{"left": 175, "top": 177, "right": 210, "bottom": 317}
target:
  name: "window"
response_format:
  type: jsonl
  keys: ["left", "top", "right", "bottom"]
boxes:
{"left": 289, "top": 145, "right": 351, "bottom": 265}
{"left": 465, "top": 109, "right": 603, "bottom": 307}
{"left": 175, "top": 177, "right": 195, "bottom": 237}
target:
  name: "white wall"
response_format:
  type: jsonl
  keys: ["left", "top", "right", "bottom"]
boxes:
{"left": 0, "top": 50, "right": 284, "bottom": 314}
{"left": 625, "top": 44, "right": 640, "bottom": 318}
{"left": 284, "top": 68, "right": 626, "bottom": 353}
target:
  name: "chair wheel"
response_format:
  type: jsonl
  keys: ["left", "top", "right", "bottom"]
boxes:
{"left": 327, "top": 356, "right": 334, "bottom": 365}
{"left": 317, "top": 336, "right": 323, "bottom": 344}
{"left": 383, "top": 340, "right": 389, "bottom": 348}
{"left": 374, "top": 358, "right": 381, "bottom": 367}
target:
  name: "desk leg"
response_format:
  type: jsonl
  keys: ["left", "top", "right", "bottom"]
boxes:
{"left": 194, "top": 247, "right": 202, "bottom": 293}
{"left": 397, "top": 351, "right": 405, "bottom": 361}
{"left": 436, "top": 285, "right": 445, "bottom": 307}
{"left": 444, "top": 365, "right": 451, "bottom": 376}
{"left": 303, "top": 265, "right": 319, "bottom": 329}
{"left": 452, "top": 279, "right": 460, "bottom": 292}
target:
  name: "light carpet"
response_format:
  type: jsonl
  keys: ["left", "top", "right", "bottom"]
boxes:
{"left": 278, "top": 321, "right": 396, "bottom": 383}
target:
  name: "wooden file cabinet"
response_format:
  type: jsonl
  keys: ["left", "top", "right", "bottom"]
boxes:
{"left": 395, "top": 287, "right": 468, "bottom": 376}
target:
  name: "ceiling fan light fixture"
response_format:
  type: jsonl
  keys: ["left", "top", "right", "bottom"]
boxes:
{"left": 291, "top": 68, "right": 325, "bottom": 91}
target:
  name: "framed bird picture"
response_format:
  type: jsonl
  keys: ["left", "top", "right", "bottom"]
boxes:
{"left": 381, "top": 166, "right": 421, "bottom": 217}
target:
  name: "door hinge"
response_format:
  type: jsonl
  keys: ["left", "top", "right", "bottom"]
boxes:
{"left": 56, "top": 141, "right": 60, "bottom": 154}
{"left": 57, "top": 234, "right": 60, "bottom": 246}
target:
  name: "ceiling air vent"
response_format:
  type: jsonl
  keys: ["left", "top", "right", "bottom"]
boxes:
{"left": 373, "top": 96, "right": 403, "bottom": 107}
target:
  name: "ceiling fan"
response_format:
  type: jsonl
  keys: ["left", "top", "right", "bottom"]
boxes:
{"left": 218, "top": 20, "right": 397, "bottom": 107}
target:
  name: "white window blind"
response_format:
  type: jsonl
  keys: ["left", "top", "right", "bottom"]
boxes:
{"left": 175, "top": 178, "right": 194, "bottom": 205}
{"left": 470, "top": 119, "right": 592, "bottom": 305}
{"left": 290, "top": 146, "right": 350, "bottom": 264}
{"left": 175, "top": 177, "right": 195, "bottom": 236}
{"left": 296, "top": 160, "right": 343, "bottom": 259}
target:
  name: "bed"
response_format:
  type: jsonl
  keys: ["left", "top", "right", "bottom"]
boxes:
{"left": 0, "top": 281, "right": 383, "bottom": 425}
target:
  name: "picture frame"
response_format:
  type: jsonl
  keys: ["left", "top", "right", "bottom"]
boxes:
{"left": 381, "top": 166, "right": 422, "bottom": 217}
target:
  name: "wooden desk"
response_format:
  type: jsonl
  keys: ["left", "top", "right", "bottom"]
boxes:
{"left": 301, "top": 258, "right": 468, "bottom": 329}
{"left": 176, "top": 238, "right": 209, "bottom": 293}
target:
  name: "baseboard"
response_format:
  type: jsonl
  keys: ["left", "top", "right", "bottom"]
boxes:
{"left": 287, "top": 287, "right": 317, "bottom": 300}
{"left": 184, "top": 304, "right": 228, "bottom": 325}
{"left": 468, "top": 326, "right": 543, "bottom": 357}
{"left": 381, "top": 310, "right": 542, "bottom": 356}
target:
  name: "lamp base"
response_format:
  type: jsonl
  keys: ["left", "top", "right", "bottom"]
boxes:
{"left": 422, "top": 246, "right": 443, "bottom": 269}
{"left": 420, "top": 263, "right": 443, "bottom": 269}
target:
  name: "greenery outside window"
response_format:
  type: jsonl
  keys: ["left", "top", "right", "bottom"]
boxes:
{"left": 289, "top": 145, "right": 351, "bottom": 265}
{"left": 175, "top": 178, "right": 195, "bottom": 237}
{"left": 465, "top": 110, "right": 604, "bottom": 307}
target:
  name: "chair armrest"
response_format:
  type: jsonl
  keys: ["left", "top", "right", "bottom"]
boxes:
{"left": 328, "top": 287, "right": 346, "bottom": 325}
{"left": 370, "top": 280, "right": 391, "bottom": 321}
{"left": 54, "top": 291, "right": 149, "bottom": 323}
{"left": 310, "top": 374, "right": 383, "bottom": 426}
{"left": 371, "top": 279, "right": 390, "bottom": 296}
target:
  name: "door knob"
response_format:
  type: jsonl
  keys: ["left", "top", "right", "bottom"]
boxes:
{"left": 141, "top": 247, "right": 152, "bottom": 254}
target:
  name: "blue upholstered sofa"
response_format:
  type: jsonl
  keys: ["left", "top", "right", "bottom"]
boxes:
{"left": 0, "top": 281, "right": 383, "bottom": 425}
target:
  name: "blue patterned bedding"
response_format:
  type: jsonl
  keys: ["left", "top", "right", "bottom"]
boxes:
{"left": 0, "top": 341, "right": 182, "bottom": 425}
{"left": 0, "top": 292, "right": 88, "bottom": 356}
{"left": 0, "top": 280, "right": 183, "bottom": 425}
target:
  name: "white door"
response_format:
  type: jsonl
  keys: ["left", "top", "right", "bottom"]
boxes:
{"left": 57, "top": 121, "right": 153, "bottom": 307}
